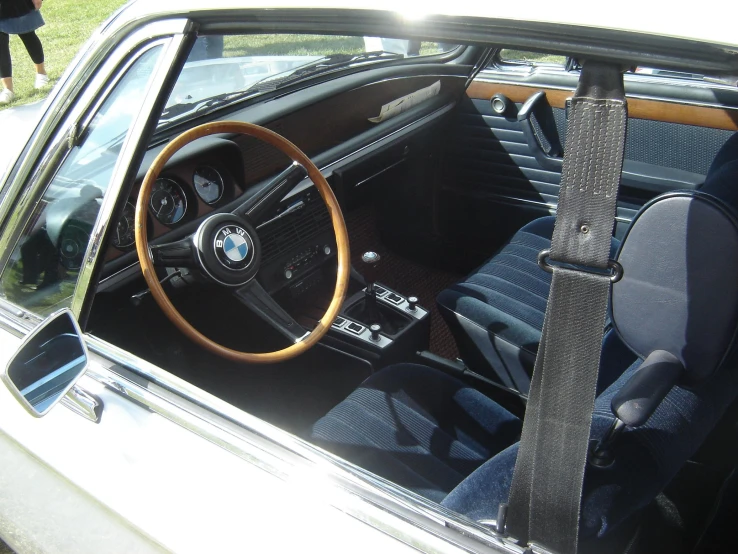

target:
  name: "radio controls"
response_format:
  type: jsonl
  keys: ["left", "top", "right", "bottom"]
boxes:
{"left": 282, "top": 243, "right": 335, "bottom": 282}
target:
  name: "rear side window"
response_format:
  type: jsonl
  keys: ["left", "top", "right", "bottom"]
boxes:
{"left": 497, "top": 49, "right": 567, "bottom": 69}
{"left": 493, "top": 49, "right": 709, "bottom": 84}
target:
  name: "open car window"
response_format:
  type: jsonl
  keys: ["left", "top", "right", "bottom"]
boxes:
{"left": 160, "top": 33, "right": 459, "bottom": 127}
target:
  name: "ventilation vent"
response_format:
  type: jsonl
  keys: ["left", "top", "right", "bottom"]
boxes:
{"left": 260, "top": 193, "right": 331, "bottom": 263}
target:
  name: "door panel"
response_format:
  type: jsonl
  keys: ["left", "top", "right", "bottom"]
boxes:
{"left": 440, "top": 72, "right": 738, "bottom": 259}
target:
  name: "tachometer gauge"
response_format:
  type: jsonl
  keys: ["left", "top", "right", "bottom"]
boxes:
{"left": 112, "top": 202, "right": 136, "bottom": 249}
{"left": 150, "top": 178, "right": 187, "bottom": 225}
{"left": 193, "top": 166, "right": 224, "bottom": 205}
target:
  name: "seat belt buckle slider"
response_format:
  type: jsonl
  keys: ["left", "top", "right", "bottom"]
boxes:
{"left": 537, "top": 249, "right": 623, "bottom": 283}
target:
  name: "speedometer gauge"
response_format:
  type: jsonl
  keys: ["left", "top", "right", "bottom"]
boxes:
{"left": 112, "top": 202, "right": 136, "bottom": 249}
{"left": 150, "top": 178, "right": 187, "bottom": 225}
{"left": 193, "top": 166, "right": 224, "bottom": 205}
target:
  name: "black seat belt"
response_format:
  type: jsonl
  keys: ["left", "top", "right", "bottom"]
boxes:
{"left": 502, "top": 61, "right": 628, "bottom": 554}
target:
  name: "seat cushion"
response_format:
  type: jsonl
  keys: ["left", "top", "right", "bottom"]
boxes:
{"left": 442, "top": 358, "right": 738, "bottom": 539}
{"left": 310, "top": 363, "right": 522, "bottom": 502}
{"left": 437, "top": 216, "right": 620, "bottom": 392}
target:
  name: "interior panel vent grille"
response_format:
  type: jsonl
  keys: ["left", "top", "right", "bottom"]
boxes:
{"left": 260, "top": 193, "right": 331, "bottom": 263}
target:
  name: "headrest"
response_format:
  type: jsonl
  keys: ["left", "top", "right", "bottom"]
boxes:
{"left": 612, "top": 192, "right": 738, "bottom": 383}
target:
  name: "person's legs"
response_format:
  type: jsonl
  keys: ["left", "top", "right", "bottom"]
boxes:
{"left": 0, "top": 32, "right": 12, "bottom": 92}
{"left": 18, "top": 31, "right": 47, "bottom": 87}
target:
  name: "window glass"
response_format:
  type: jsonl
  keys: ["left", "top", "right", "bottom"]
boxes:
{"left": 0, "top": 45, "right": 163, "bottom": 316}
{"left": 497, "top": 49, "right": 567, "bottom": 68}
{"left": 495, "top": 49, "right": 709, "bottom": 83}
{"left": 161, "top": 34, "right": 458, "bottom": 125}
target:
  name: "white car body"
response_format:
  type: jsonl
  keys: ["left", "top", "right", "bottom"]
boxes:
{"left": 0, "top": 1, "right": 736, "bottom": 553}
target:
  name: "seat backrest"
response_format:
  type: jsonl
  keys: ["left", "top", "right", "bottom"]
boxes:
{"left": 443, "top": 190, "right": 738, "bottom": 541}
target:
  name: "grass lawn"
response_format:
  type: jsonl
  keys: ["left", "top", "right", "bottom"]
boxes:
{"left": 1, "top": 0, "right": 128, "bottom": 110}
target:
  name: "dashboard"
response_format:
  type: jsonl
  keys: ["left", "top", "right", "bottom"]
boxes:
{"left": 98, "top": 70, "right": 468, "bottom": 296}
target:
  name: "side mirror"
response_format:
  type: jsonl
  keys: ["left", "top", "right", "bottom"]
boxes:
{"left": 2, "top": 308, "right": 89, "bottom": 417}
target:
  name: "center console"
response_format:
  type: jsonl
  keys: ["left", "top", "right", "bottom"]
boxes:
{"left": 322, "top": 252, "right": 431, "bottom": 369}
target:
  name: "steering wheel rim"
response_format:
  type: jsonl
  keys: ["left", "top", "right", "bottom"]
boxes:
{"left": 134, "top": 121, "right": 350, "bottom": 363}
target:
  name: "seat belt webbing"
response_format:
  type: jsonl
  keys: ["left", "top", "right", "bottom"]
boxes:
{"left": 504, "top": 61, "right": 628, "bottom": 554}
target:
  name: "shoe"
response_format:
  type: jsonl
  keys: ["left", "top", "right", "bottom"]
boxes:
{"left": 0, "top": 89, "right": 15, "bottom": 105}
{"left": 34, "top": 73, "right": 49, "bottom": 90}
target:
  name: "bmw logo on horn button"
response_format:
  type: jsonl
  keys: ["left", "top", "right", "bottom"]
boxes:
{"left": 214, "top": 225, "right": 253, "bottom": 269}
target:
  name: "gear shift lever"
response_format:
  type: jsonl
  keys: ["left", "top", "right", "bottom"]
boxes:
{"left": 361, "top": 251, "right": 381, "bottom": 324}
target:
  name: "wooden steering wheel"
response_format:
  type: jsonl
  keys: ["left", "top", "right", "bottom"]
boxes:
{"left": 134, "top": 121, "right": 350, "bottom": 363}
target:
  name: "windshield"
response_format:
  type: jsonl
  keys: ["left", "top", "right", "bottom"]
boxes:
{"left": 160, "top": 34, "right": 458, "bottom": 127}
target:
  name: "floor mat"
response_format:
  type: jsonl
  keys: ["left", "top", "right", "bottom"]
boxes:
{"left": 345, "top": 204, "right": 461, "bottom": 360}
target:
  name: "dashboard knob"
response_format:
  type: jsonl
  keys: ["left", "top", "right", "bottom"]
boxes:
{"left": 370, "top": 324, "right": 381, "bottom": 341}
{"left": 284, "top": 269, "right": 293, "bottom": 279}
{"left": 407, "top": 296, "right": 418, "bottom": 311}
{"left": 323, "top": 245, "right": 332, "bottom": 255}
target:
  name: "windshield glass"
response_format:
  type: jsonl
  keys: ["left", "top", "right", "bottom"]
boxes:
{"left": 160, "top": 34, "right": 458, "bottom": 126}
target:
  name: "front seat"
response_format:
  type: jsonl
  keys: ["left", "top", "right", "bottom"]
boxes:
{"left": 312, "top": 190, "right": 738, "bottom": 546}
{"left": 437, "top": 133, "right": 738, "bottom": 393}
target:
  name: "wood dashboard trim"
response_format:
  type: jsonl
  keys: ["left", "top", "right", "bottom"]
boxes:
{"left": 467, "top": 81, "right": 738, "bottom": 131}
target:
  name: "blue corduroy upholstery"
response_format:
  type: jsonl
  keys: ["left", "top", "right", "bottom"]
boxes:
{"left": 312, "top": 135, "right": 738, "bottom": 546}
{"left": 311, "top": 363, "right": 522, "bottom": 502}
{"left": 441, "top": 358, "right": 738, "bottom": 539}
{"left": 436, "top": 216, "right": 621, "bottom": 392}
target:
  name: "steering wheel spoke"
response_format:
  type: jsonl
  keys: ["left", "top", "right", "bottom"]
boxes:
{"left": 233, "top": 162, "right": 307, "bottom": 223}
{"left": 234, "top": 280, "right": 307, "bottom": 343}
{"left": 149, "top": 236, "right": 197, "bottom": 268}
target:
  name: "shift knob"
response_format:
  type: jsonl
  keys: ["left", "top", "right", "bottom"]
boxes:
{"left": 361, "top": 251, "right": 381, "bottom": 289}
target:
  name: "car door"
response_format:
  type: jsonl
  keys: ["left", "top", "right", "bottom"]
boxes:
{"left": 439, "top": 49, "right": 738, "bottom": 262}
{"left": 0, "top": 12, "right": 494, "bottom": 554}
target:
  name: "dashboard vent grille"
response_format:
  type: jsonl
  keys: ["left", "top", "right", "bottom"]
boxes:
{"left": 260, "top": 192, "right": 331, "bottom": 263}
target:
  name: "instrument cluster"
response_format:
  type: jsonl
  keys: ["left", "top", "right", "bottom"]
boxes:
{"left": 111, "top": 164, "right": 231, "bottom": 251}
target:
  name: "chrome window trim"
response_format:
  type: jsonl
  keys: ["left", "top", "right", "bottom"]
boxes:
{"left": 71, "top": 33, "right": 192, "bottom": 315}
{"left": 81, "top": 333, "right": 517, "bottom": 554}
{"left": 473, "top": 75, "right": 738, "bottom": 112}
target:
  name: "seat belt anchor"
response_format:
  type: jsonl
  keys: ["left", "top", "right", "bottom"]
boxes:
{"left": 537, "top": 249, "right": 623, "bottom": 283}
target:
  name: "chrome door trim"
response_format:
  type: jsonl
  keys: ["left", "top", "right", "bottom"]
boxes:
{"left": 82, "top": 333, "right": 516, "bottom": 554}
